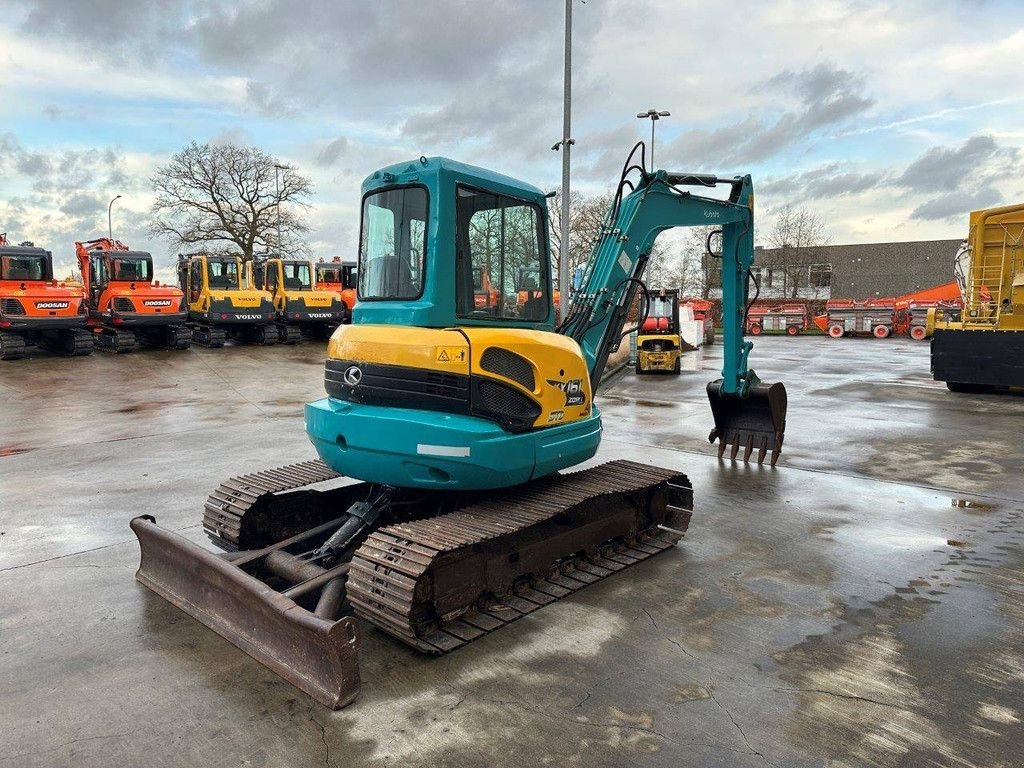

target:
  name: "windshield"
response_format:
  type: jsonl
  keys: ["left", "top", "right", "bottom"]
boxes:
{"left": 0, "top": 254, "right": 48, "bottom": 281}
{"left": 110, "top": 257, "right": 153, "bottom": 282}
{"left": 318, "top": 267, "right": 341, "bottom": 284}
{"left": 649, "top": 296, "right": 673, "bottom": 318}
{"left": 359, "top": 186, "right": 428, "bottom": 300}
{"left": 456, "top": 186, "right": 548, "bottom": 321}
{"left": 282, "top": 262, "right": 312, "bottom": 290}
{"left": 207, "top": 259, "right": 239, "bottom": 289}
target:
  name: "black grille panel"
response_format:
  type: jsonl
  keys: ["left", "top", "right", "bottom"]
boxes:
{"left": 480, "top": 347, "right": 535, "bottom": 391}
{"left": 1, "top": 298, "right": 25, "bottom": 316}
{"left": 325, "top": 359, "right": 469, "bottom": 414}
{"left": 113, "top": 297, "right": 135, "bottom": 313}
{"left": 472, "top": 378, "right": 542, "bottom": 433}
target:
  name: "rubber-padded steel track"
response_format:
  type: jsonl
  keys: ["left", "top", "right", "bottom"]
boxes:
{"left": 346, "top": 460, "right": 692, "bottom": 654}
{"left": 202, "top": 459, "right": 345, "bottom": 549}
{"left": 191, "top": 324, "right": 226, "bottom": 348}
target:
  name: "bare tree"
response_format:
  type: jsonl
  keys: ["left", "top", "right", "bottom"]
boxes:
{"left": 764, "top": 205, "right": 831, "bottom": 298}
{"left": 548, "top": 190, "right": 614, "bottom": 286}
{"left": 149, "top": 142, "right": 313, "bottom": 260}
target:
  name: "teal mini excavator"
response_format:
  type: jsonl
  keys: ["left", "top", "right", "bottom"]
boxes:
{"left": 132, "top": 143, "right": 788, "bottom": 709}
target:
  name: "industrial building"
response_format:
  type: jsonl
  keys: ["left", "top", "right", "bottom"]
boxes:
{"left": 707, "top": 238, "right": 962, "bottom": 301}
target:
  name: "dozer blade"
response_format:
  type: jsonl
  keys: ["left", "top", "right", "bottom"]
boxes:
{"left": 130, "top": 515, "right": 361, "bottom": 710}
{"left": 706, "top": 380, "right": 788, "bottom": 466}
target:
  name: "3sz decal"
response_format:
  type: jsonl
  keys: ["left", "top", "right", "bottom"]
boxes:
{"left": 546, "top": 377, "right": 586, "bottom": 407}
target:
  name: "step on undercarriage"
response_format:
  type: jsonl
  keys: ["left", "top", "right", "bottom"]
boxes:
{"left": 133, "top": 459, "right": 692, "bottom": 708}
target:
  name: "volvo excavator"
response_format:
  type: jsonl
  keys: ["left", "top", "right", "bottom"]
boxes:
{"left": 177, "top": 252, "right": 278, "bottom": 346}
{"left": 247, "top": 253, "right": 347, "bottom": 342}
{"left": 132, "top": 144, "right": 788, "bottom": 709}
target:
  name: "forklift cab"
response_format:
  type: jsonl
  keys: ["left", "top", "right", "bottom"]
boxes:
{"left": 636, "top": 288, "right": 683, "bottom": 375}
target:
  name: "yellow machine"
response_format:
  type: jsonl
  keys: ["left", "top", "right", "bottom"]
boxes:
{"left": 177, "top": 253, "right": 277, "bottom": 346}
{"left": 932, "top": 202, "right": 1024, "bottom": 391}
{"left": 636, "top": 288, "right": 683, "bottom": 374}
{"left": 247, "top": 254, "right": 346, "bottom": 343}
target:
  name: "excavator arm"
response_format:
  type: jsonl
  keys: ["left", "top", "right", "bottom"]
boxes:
{"left": 560, "top": 145, "right": 787, "bottom": 465}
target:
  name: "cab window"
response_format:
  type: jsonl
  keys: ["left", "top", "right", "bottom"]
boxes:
{"left": 359, "top": 186, "right": 428, "bottom": 300}
{"left": 207, "top": 259, "right": 238, "bottom": 289}
{"left": 110, "top": 257, "right": 153, "bottom": 282}
{"left": 456, "top": 186, "right": 549, "bottom": 321}
{"left": 282, "top": 262, "right": 312, "bottom": 290}
{"left": 319, "top": 268, "right": 341, "bottom": 284}
{"left": 341, "top": 264, "right": 357, "bottom": 288}
{"left": 0, "top": 255, "right": 47, "bottom": 281}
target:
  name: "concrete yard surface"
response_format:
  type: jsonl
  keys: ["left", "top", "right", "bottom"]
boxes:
{"left": 1, "top": 337, "right": 1022, "bottom": 767}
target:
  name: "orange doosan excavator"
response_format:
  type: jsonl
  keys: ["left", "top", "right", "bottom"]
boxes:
{"left": 75, "top": 238, "right": 192, "bottom": 352}
{"left": 0, "top": 233, "right": 93, "bottom": 360}
{"left": 315, "top": 257, "right": 357, "bottom": 318}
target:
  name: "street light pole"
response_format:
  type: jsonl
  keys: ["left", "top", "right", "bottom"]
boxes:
{"left": 558, "top": 0, "right": 573, "bottom": 320}
{"left": 636, "top": 109, "right": 670, "bottom": 170}
{"left": 107, "top": 194, "right": 122, "bottom": 241}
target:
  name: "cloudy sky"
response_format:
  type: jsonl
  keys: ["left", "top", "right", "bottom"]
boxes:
{"left": 1, "top": 0, "right": 1021, "bottom": 277}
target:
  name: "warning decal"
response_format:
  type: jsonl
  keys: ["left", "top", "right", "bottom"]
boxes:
{"left": 435, "top": 347, "right": 467, "bottom": 364}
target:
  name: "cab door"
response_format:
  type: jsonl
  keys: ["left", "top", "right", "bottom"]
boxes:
{"left": 89, "top": 256, "right": 106, "bottom": 307}
{"left": 266, "top": 261, "right": 282, "bottom": 308}
{"left": 189, "top": 259, "right": 204, "bottom": 305}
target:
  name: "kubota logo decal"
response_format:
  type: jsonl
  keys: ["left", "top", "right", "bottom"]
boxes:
{"left": 546, "top": 377, "right": 586, "bottom": 407}
{"left": 35, "top": 301, "right": 69, "bottom": 310}
{"left": 143, "top": 299, "right": 172, "bottom": 307}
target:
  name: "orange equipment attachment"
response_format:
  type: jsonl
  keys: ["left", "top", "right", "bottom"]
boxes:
{"left": 74, "top": 238, "right": 191, "bottom": 352}
{"left": 0, "top": 236, "right": 92, "bottom": 359}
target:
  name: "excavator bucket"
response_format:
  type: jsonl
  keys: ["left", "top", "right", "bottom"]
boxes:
{"left": 130, "top": 515, "right": 362, "bottom": 710}
{"left": 706, "top": 380, "right": 788, "bottom": 466}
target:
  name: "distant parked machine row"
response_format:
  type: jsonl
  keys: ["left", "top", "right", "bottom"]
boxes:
{"left": 740, "top": 281, "right": 962, "bottom": 341}
{"left": 0, "top": 233, "right": 357, "bottom": 360}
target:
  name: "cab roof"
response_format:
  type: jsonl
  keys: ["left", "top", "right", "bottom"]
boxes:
{"left": 362, "top": 156, "right": 548, "bottom": 207}
{"left": 0, "top": 245, "right": 49, "bottom": 259}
